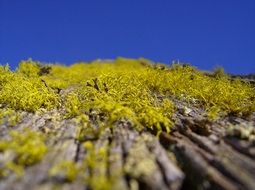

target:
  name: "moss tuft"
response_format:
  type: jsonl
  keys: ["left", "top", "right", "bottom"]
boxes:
{"left": 1, "top": 58, "right": 254, "bottom": 131}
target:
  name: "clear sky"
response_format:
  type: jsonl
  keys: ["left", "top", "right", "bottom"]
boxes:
{"left": 0, "top": 0, "right": 254, "bottom": 74}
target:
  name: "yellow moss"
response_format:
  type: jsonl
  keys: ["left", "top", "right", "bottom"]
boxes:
{"left": 0, "top": 128, "right": 47, "bottom": 177}
{"left": 64, "top": 67, "right": 175, "bottom": 132}
{"left": 83, "top": 141, "right": 94, "bottom": 150}
{"left": 0, "top": 63, "right": 59, "bottom": 112}
{"left": 0, "top": 108, "right": 21, "bottom": 126}
{"left": 207, "top": 106, "right": 222, "bottom": 120}
{"left": 48, "top": 160, "right": 78, "bottom": 182}
{"left": 17, "top": 59, "right": 41, "bottom": 77}
{"left": 75, "top": 114, "right": 101, "bottom": 142}
{"left": 4, "top": 162, "right": 24, "bottom": 177}
{"left": 64, "top": 92, "right": 82, "bottom": 118}
{"left": 82, "top": 140, "right": 115, "bottom": 190}
{"left": 1, "top": 58, "right": 255, "bottom": 132}
{"left": 0, "top": 58, "right": 254, "bottom": 187}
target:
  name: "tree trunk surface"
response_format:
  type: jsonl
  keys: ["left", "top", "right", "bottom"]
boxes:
{"left": 0, "top": 92, "right": 255, "bottom": 190}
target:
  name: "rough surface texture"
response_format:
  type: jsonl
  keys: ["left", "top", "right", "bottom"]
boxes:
{"left": 0, "top": 99, "right": 255, "bottom": 190}
{"left": 0, "top": 60, "right": 255, "bottom": 190}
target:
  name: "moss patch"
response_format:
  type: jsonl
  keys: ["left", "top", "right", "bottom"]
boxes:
{"left": 0, "top": 129, "right": 47, "bottom": 177}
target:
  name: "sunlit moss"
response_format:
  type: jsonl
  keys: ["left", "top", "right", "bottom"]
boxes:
{"left": 64, "top": 68, "right": 175, "bottom": 133}
{"left": 1, "top": 58, "right": 255, "bottom": 132}
{"left": 64, "top": 92, "right": 82, "bottom": 118}
{"left": 1, "top": 58, "right": 254, "bottom": 186}
{"left": 17, "top": 59, "right": 41, "bottom": 77}
{"left": 0, "top": 62, "right": 60, "bottom": 112}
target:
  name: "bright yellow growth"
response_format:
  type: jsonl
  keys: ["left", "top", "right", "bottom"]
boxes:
{"left": 0, "top": 58, "right": 255, "bottom": 188}
{"left": 0, "top": 63, "right": 59, "bottom": 112}
{"left": 1, "top": 58, "right": 255, "bottom": 132}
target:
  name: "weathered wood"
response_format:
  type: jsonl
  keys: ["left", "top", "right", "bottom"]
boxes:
{"left": 0, "top": 98, "right": 255, "bottom": 190}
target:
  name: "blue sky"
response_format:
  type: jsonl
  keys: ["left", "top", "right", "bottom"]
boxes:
{"left": 0, "top": 0, "right": 254, "bottom": 74}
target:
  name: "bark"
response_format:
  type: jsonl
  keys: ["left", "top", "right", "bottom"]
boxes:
{"left": 0, "top": 98, "right": 255, "bottom": 190}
